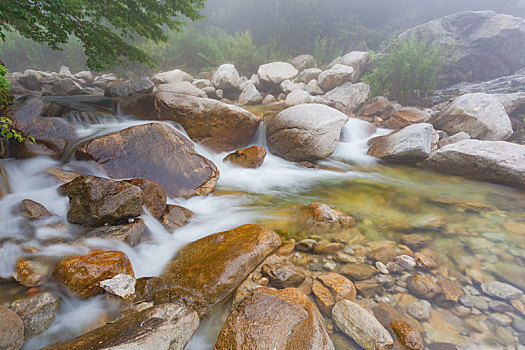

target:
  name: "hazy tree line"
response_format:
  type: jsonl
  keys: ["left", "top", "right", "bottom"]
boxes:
{"left": 1, "top": 0, "right": 523, "bottom": 75}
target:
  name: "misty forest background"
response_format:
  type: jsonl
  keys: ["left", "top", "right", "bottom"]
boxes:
{"left": 1, "top": 0, "right": 524, "bottom": 76}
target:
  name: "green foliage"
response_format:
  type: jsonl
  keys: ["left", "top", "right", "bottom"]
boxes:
{"left": 362, "top": 36, "right": 449, "bottom": 105}
{"left": 0, "top": 0, "right": 205, "bottom": 71}
{"left": 0, "top": 116, "right": 34, "bottom": 143}
{"left": 0, "top": 63, "right": 12, "bottom": 113}
{"left": 312, "top": 36, "right": 345, "bottom": 69}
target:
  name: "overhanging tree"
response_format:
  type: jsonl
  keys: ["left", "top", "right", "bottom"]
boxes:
{"left": 0, "top": 0, "right": 205, "bottom": 71}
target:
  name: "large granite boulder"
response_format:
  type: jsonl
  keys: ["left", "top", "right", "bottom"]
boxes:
{"left": 266, "top": 104, "right": 348, "bottom": 162}
{"left": 329, "top": 51, "right": 370, "bottom": 82}
{"left": 104, "top": 77, "right": 154, "bottom": 97}
{"left": 156, "top": 81, "right": 207, "bottom": 98}
{"left": 258, "top": 62, "right": 299, "bottom": 85}
{"left": 156, "top": 224, "right": 281, "bottom": 315}
{"left": 151, "top": 69, "right": 193, "bottom": 85}
{"left": 215, "top": 287, "right": 334, "bottom": 350}
{"left": 119, "top": 93, "right": 261, "bottom": 152}
{"left": 44, "top": 304, "right": 199, "bottom": 350}
{"left": 396, "top": 11, "right": 525, "bottom": 86}
{"left": 323, "top": 82, "right": 370, "bottom": 114}
{"left": 76, "top": 123, "right": 218, "bottom": 198}
{"left": 291, "top": 54, "right": 317, "bottom": 72}
{"left": 423, "top": 139, "right": 525, "bottom": 188}
{"left": 430, "top": 93, "right": 512, "bottom": 141}
{"left": 213, "top": 64, "right": 241, "bottom": 91}
{"left": 318, "top": 64, "right": 354, "bottom": 92}
{"left": 238, "top": 82, "right": 263, "bottom": 105}
{"left": 53, "top": 250, "right": 134, "bottom": 299}
{"left": 43, "top": 78, "right": 83, "bottom": 96}
{"left": 368, "top": 123, "right": 437, "bottom": 163}
{"left": 66, "top": 176, "right": 144, "bottom": 226}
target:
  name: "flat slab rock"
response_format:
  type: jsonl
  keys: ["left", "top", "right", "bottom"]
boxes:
{"left": 215, "top": 287, "right": 334, "bottom": 350}
{"left": 157, "top": 224, "right": 281, "bottom": 315}
{"left": 76, "top": 123, "right": 218, "bottom": 198}
{"left": 44, "top": 304, "right": 199, "bottom": 350}
{"left": 423, "top": 139, "right": 525, "bottom": 188}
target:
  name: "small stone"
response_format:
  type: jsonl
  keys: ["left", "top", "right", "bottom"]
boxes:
{"left": 19, "top": 199, "right": 52, "bottom": 219}
{"left": 489, "top": 300, "right": 513, "bottom": 313}
{"left": 262, "top": 262, "right": 306, "bottom": 289}
{"left": 481, "top": 281, "right": 523, "bottom": 300}
{"left": 401, "top": 234, "right": 429, "bottom": 251}
{"left": 390, "top": 320, "right": 424, "bottom": 350}
{"left": 459, "top": 295, "right": 489, "bottom": 311}
{"left": 223, "top": 146, "right": 267, "bottom": 168}
{"left": 376, "top": 262, "right": 389, "bottom": 274}
{"left": 312, "top": 272, "right": 356, "bottom": 314}
{"left": 406, "top": 299, "right": 431, "bottom": 321}
{"left": 309, "top": 262, "right": 324, "bottom": 272}
{"left": 437, "top": 279, "right": 462, "bottom": 302}
{"left": 276, "top": 242, "right": 296, "bottom": 256}
{"left": 395, "top": 255, "right": 416, "bottom": 271}
{"left": 313, "top": 242, "right": 344, "bottom": 255}
{"left": 453, "top": 305, "right": 470, "bottom": 317}
{"left": 407, "top": 274, "right": 441, "bottom": 299}
{"left": 488, "top": 313, "right": 513, "bottom": 326}
{"left": 336, "top": 252, "right": 357, "bottom": 263}
{"left": 13, "top": 257, "right": 53, "bottom": 287}
{"left": 323, "top": 261, "right": 337, "bottom": 271}
{"left": 386, "top": 262, "right": 404, "bottom": 274}
{"left": 8, "top": 292, "right": 60, "bottom": 339}
{"left": 513, "top": 317, "right": 525, "bottom": 332}
{"left": 100, "top": 274, "right": 136, "bottom": 300}
{"left": 339, "top": 263, "right": 378, "bottom": 281}
{"left": 160, "top": 205, "right": 194, "bottom": 232}
{"left": 367, "top": 247, "right": 398, "bottom": 264}
{"left": 296, "top": 239, "right": 317, "bottom": 252}
{"left": 512, "top": 299, "right": 525, "bottom": 317}
{"left": 415, "top": 252, "right": 438, "bottom": 270}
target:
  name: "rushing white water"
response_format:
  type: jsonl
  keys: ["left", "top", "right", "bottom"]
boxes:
{"left": 0, "top": 109, "right": 387, "bottom": 349}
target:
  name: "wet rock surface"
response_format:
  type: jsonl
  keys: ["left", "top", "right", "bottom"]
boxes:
{"left": 223, "top": 146, "right": 267, "bottom": 168}
{"left": 0, "top": 305, "right": 24, "bottom": 350}
{"left": 312, "top": 273, "right": 356, "bottom": 315}
{"left": 76, "top": 123, "right": 219, "bottom": 198}
{"left": 8, "top": 292, "right": 60, "bottom": 340}
{"left": 215, "top": 287, "right": 334, "bottom": 350}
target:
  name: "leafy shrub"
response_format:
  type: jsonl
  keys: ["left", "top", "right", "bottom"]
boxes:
{"left": 0, "top": 63, "right": 13, "bottom": 114}
{"left": 312, "top": 36, "right": 345, "bottom": 68}
{"left": 362, "top": 35, "right": 449, "bottom": 105}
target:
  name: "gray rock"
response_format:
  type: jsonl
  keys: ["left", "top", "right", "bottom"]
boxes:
{"left": 280, "top": 79, "right": 301, "bottom": 94}
{"left": 423, "top": 139, "right": 525, "bottom": 189}
{"left": 74, "top": 71, "right": 94, "bottom": 82}
{"left": 9, "top": 292, "right": 60, "bottom": 340}
{"left": 329, "top": 51, "right": 370, "bottom": 81}
{"left": 298, "top": 68, "right": 323, "bottom": 83}
{"left": 213, "top": 64, "right": 241, "bottom": 91}
{"left": 397, "top": 11, "right": 525, "bottom": 86}
{"left": 318, "top": 64, "right": 354, "bottom": 92}
{"left": 262, "top": 94, "right": 277, "bottom": 104}
{"left": 249, "top": 74, "right": 261, "bottom": 89}
{"left": 100, "top": 274, "right": 136, "bottom": 300}
{"left": 306, "top": 80, "right": 324, "bottom": 95}
{"left": 44, "top": 304, "right": 199, "bottom": 350}
{"left": 430, "top": 93, "right": 512, "bottom": 141}
{"left": 238, "top": 82, "right": 263, "bottom": 105}
{"left": 104, "top": 77, "right": 154, "bottom": 97}
{"left": 192, "top": 79, "right": 212, "bottom": 89}
{"left": 494, "top": 92, "right": 525, "bottom": 115}
{"left": 323, "top": 82, "right": 370, "bottom": 114}
{"left": 43, "top": 78, "right": 83, "bottom": 96}
{"left": 437, "top": 131, "right": 470, "bottom": 149}
{"left": 488, "top": 300, "right": 513, "bottom": 313}
{"left": 157, "top": 81, "right": 207, "bottom": 98}
{"left": 202, "top": 86, "right": 217, "bottom": 98}
{"left": 394, "top": 255, "right": 416, "bottom": 271}
{"left": 151, "top": 69, "right": 193, "bottom": 85}
{"left": 291, "top": 54, "right": 317, "bottom": 72}
{"left": 407, "top": 299, "right": 432, "bottom": 321}
{"left": 0, "top": 305, "right": 24, "bottom": 350}
{"left": 459, "top": 295, "right": 490, "bottom": 310}
{"left": 59, "top": 66, "right": 71, "bottom": 75}
{"left": 332, "top": 300, "right": 394, "bottom": 350}
{"left": 266, "top": 103, "right": 348, "bottom": 161}
{"left": 258, "top": 62, "right": 299, "bottom": 85}
{"left": 368, "top": 123, "right": 436, "bottom": 163}
{"left": 285, "top": 89, "right": 312, "bottom": 106}
{"left": 25, "top": 70, "right": 44, "bottom": 91}
{"left": 481, "top": 281, "right": 524, "bottom": 300}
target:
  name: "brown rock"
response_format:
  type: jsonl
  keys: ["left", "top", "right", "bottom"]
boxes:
{"left": 119, "top": 92, "right": 261, "bottom": 152}
{"left": 134, "top": 277, "right": 166, "bottom": 302}
{"left": 19, "top": 199, "right": 52, "bottom": 219}
{"left": 297, "top": 203, "right": 355, "bottom": 232}
{"left": 76, "top": 123, "right": 219, "bottom": 198}
{"left": 84, "top": 219, "right": 146, "bottom": 246}
{"left": 66, "top": 176, "right": 144, "bottom": 226}
{"left": 157, "top": 224, "right": 281, "bottom": 315}
{"left": 437, "top": 280, "right": 462, "bottom": 302}
{"left": 408, "top": 274, "right": 441, "bottom": 299}
{"left": 313, "top": 242, "right": 345, "bottom": 255}
{"left": 415, "top": 252, "right": 437, "bottom": 270}
{"left": 312, "top": 273, "right": 356, "bottom": 315}
{"left": 367, "top": 247, "right": 398, "bottom": 264}
{"left": 13, "top": 257, "right": 53, "bottom": 287}
{"left": 44, "top": 304, "right": 199, "bottom": 350}
{"left": 8, "top": 98, "right": 76, "bottom": 159}
{"left": 384, "top": 107, "right": 430, "bottom": 130}
{"left": 373, "top": 302, "right": 405, "bottom": 332}
{"left": 354, "top": 280, "right": 384, "bottom": 298}
{"left": 359, "top": 97, "right": 398, "bottom": 120}
{"left": 123, "top": 179, "right": 166, "bottom": 219}
{"left": 262, "top": 262, "right": 306, "bottom": 289}
{"left": 160, "top": 205, "right": 194, "bottom": 232}
{"left": 0, "top": 305, "right": 24, "bottom": 350}
{"left": 215, "top": 287, "right": 334, "bottom": 350}
{"left": 390, "top": 320, "right": 424, "bottom": 350}
{"left": 223, "top": 146, "right": 267, "bottom": 168}
{"left": 53, "top": 250, "right": 134, "bottom": 298}
{"left": 400, "top": 234, "right": 429, "bottom": 251}
{"left": 339, "top": 263, "right": 378, "bottom": 281}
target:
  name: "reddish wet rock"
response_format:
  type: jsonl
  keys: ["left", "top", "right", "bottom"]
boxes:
{"left": 123, "top": 179, "right": 167, "bottom": 219}
{"left": 312, "top": 272, "right": 357, "bottom": 315}
{"left": 223, "top": 146, "right": 267, "bottom": 168}
{"left": 408, "top": 274, "right": 441, "bottom": 299}
{"left": 53, "top": 250, "right": 134, "bottom": 298}
{"left": 390, "top": 320, "right": 424, "bottom": 350}
{"left": 262, "top": 262, "right": 306, "bottom": 289}
{"left": 160, "top": 204, "right": 194, "bottom": 232}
